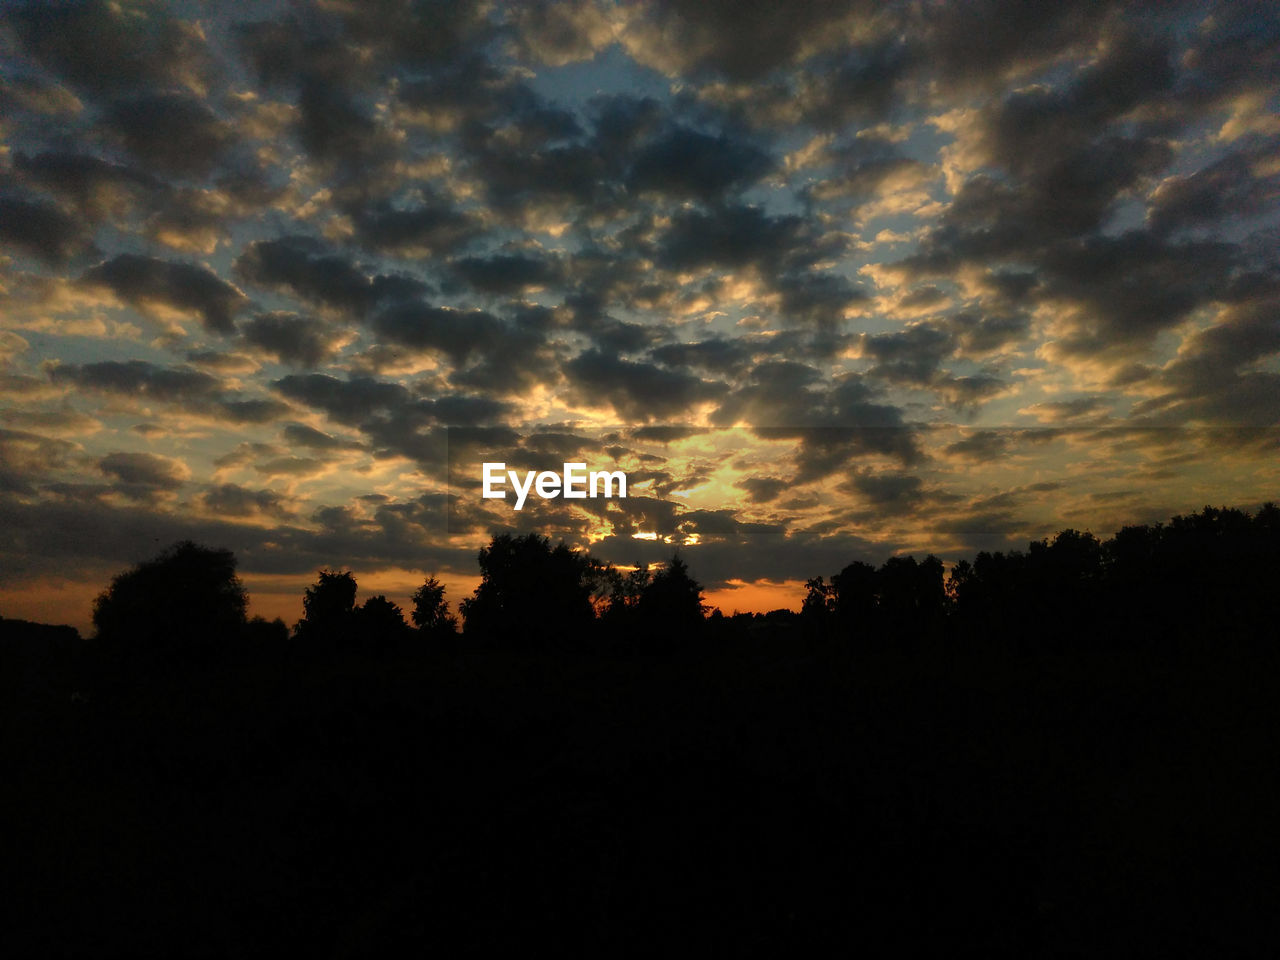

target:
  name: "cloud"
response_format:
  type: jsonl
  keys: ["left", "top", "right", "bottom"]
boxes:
{"left": 350, "top": 200, "right": 480, "bottom": 256}
{"left": 844, "top": 471, "right": 926, "bottom": 514}
{"left": 1020, "top": 397, "right": 1112, "bottom": 423}
{"left": 451, "top": 253, "right": 564, "bottom": 295}
{"left": 11, "top": 152, "right": 160, "bottom": 222}
{"left": 80, "top": 254, "right": 247, "bottom": 333}
{"left": 50, "top": 360, "right": 221, "bottom": 401}
{"left": 98, "top": 451, "right": 189, "bottom": 490}
{"left": 200, "top": 483, "right": 293, "bottom": 519}
{"left": 8, "top": 0, "right": 212, "bottom": 99}
{"left": 619, "top": 0, "right": 877, "bottom": 81}
{"left": 0, "top": 428, "right": 78, "bottom": 494}
{"left": 272, "top": 374, "right": 411, "bottom": 426}
{"left": 505, "top": 0, "right": 617, "bottom": 65}
{"left": 370, "top": 303, "right": 506, "bottom": 364}
{"left": 565, "top": 349, "right": 730, "bottom": 421}
{"left": 943, "top": 431, "right": 1011, "bottom": 461}
{"left": 735, "top": 477, "right": 790, "bottom": 503}
{"left": 102, "top": 94, "right": 234, "bottom": 178}
{"left": 241, "top": 312, "right": 347, "bottom": 368}
{"left": 281, "top": 424, "right": 363, "bottom": 452}
{"left": 234, "top": 237, "right": 427, "bottom": 319}
{"left": 627, "top": 126, "right": 772, "bottom": 200}
{"left": 48, "top": 359, "right": 288, "bottom": 423}
{"left": 0, "top": 196, "right": 95, "bottom": 265}
{"left": 1131, "top": 296, "right": 1280, "bottom": 426}
{"left": 1147, "top": 143, "right": 1280, "bottom": 235}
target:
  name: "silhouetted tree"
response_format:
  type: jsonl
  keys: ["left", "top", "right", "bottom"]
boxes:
{"left": 92, "top": 540, "right": 247, "bottom": 662}
{"left": 602, "top": 563, "right": 651, "bottom": 622}
{"left": 355, "top": 594, "right": 411, "bottom": 649}
{"left": 801, "top": 576, "right": 834, "bottom": 623}
{"left": 460, "top": 534, "right": 597, "bottom": 644}
{"left": 295, "top": 569, "right": 357, "bottom": 645}
{"left": 411, "top": 575, "right": 458, "bottom": 637}
{"left": 831, "top": 560, "right": 877, "bottom": 632}
{"left": 636, "top": 553, "right": 705, "bottom": 637}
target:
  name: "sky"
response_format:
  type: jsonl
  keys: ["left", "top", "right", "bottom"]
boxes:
{"left": 1, "top": 0, "right": 1278, "bottom": 631}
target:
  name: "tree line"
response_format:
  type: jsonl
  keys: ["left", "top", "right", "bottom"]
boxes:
{"left": 77, "top": 502, "right": 1280, "bottom": 661}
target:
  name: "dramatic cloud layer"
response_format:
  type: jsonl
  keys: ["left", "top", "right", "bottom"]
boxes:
{"left": 2, "top": 1, "right": 1277, "bottom": 628}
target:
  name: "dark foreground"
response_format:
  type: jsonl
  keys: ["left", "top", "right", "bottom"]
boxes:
{"left": 4, "top": 623, "right": 1279, "bottom": 957}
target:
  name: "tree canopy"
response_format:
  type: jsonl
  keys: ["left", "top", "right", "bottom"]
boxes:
{"left": 92, "top": 540, "right": 247, "bottom": 658}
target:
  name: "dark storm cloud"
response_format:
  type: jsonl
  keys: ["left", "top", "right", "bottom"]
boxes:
{"left": 945, "top": 311, "right": 1030, "bottom": 357}
{"left": 1038, "top": 233, "right": 1238, "bottom": 354}
{"left": 1147, "top": 141, "right": 1280, "bottom": 235}
{"left": 650, "top": 338, "right": 754, "bottom": 375}
{"left": 896, "top": 34, "right": 1191, "bottom": 284}
{"left": 0, "top": 196, "right": 95, "bottom": 265}
{"left": 0, "top": 490, "right": 472, "bottom": 580}
{"left": 908, "top": 0, "right": 1130, "bottom": 89}
{"left": 943, "top": 431, "right": 1011, "bottom": 461}
{"left": 219, "top": 398, "right": 294, "bottom": 425}
{"left": 623, "top": 0, "right": 880, "bottom": 81}
{"left": 272, "top": 374, "right": 412, "bottom": 426}
{"left": 80, "top": 254, "right": 246, "bottom": 333}
{"left": 0, "top": 428, "right": 77, "bottom": 495}
{"left": 50, "top": 360, "right": 221, "bottom": 402}
{"left": 626, "top": 126, "right": 772, "bottom": 200}
{"left": 464, "top": 136, "right": 612, "bottom": 214}
{"left": 805, "top": 141, "right": 929, "bottom": 205}
{"left": 98, "top": 451, "right": 187, "bottom": 490}
{"left": 587, "top": 321, "right": 669, "bottom": 356}
{"left": 1133, "top": 297, "right": 1280, "bottom": 426}
{"left": 713, "top": 367, "right": 923, "bottom": 478}
{"left": 102, "top": 94, "right": 234, "bottom": 179}
{"left": 234, "top": 2, "right": 495, "bottom": 182}
{"left": 735, "top": 477, "right": 790, "bottom": 504}
{"left": 370, "top": 303, "right": 505, "bottom": 364}
{"left": 844, "top": 471, "right": 925, "bottom": 515}
{"left": 565, "top": 350, "right": 730, "bottom": 421}
{"left": 859, "top": 324, "right": 953, "bottom": 385}
{"left": 774, "top": 272, "right": 867, "bottom": 328}
{"left": 49, "top": 360, "right": 288, "bottom": 424}
{"left": 449, "top": 325, "right": 563, "bottom": 396}
{"left": 294, "top": 76, "right": 388, "bottom": 171}
{"left": 655, "top": 204, "right": 846, "bottom": 274}
{"left": 505, "top": 0, "right": 614, "bottom": 66}
{"left": 234, "top": 237, "right": 428, "bottom": 318}
{"left": 201, "top": 484, "right": 293, "bottom": 519}
{"left": 350, "top": 201, "right": 480, "bottom": 256}
{"left": 282, "top": 424, "right": 362, "bottom": 452}
{"left": 0, "top": 73, "right": 81, "bottom": 118}
{"left": 792, "top": 39, "right": 914, "bottom": 129}
{"left": 241, "top": 312, "right": 344, "bottom": 368}
{"left": 7, "top": 0, "right": 213, "bottom": 99}
{"left": 430, "top": 395, "right": 512, "bottom": 426}
{"left": 451, "top": 253, "right": 565, "bottom": 295}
